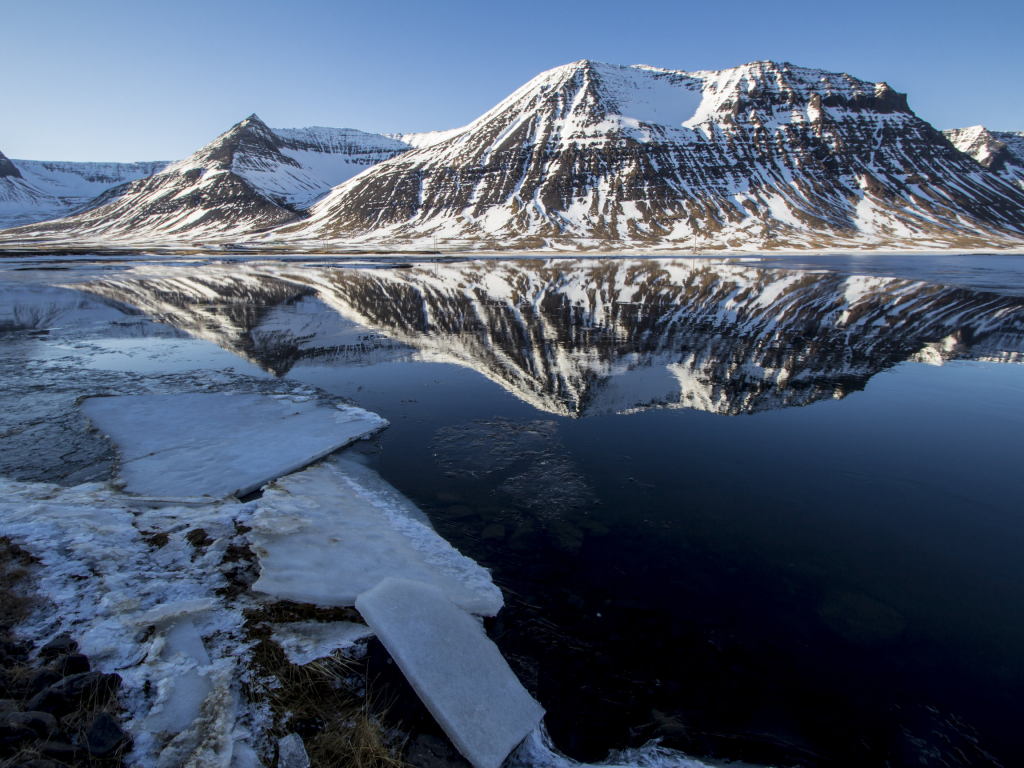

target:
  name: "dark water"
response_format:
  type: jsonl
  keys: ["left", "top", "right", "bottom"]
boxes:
{"left": 3, "top": 255, "right": 1024, "bottom": 767}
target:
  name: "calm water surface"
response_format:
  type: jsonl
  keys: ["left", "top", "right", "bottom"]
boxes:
{"left": 2, "top": 254, "right": 1023, "bottom": 767}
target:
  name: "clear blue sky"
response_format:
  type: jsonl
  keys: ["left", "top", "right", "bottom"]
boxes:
{"left": 4, "top": 0, "right": 1023, "bottom": 162}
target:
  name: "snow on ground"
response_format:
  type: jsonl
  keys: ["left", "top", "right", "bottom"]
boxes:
{"left": 0, "top": 478, "right": 263, "bottom": 768}
{"left": 79, "top": 393, "right": 387, "bottom": 497}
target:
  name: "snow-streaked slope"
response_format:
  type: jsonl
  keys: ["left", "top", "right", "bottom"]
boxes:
{"left": 0, "top": 149, "right": 169, "bottom": 230}
{"left": 283, "top": 60, "right": 1024, "bottom": 251}
{"left": 0, "top": 116, "right": 412, "bottom": 243}
{"left": 945, "top": 125, "right": 1024, "bottom": 191}
{"left": 388, "top": 127, "right": 470, "bottom": 149}
{"left": 242, "top": 125, "right": 411, "bottom": 208}
{"left": 74, "top": 260, "right": 1024, "bottom": 418}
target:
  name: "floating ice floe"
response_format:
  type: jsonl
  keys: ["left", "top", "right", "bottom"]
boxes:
{"left": 249, "top": 459, "right": 503, "bottom": 616}
{"left": 80, "top": 393, "right": 387, "bottom": 498}
{"left": 270, "top": 621, "right": 374, "bottom": 666}
{"left": 357, "top": 578, "right": 544, "bottom": 768}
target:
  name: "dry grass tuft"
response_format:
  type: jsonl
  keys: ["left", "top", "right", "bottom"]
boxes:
{"left": 245, "top": 610, "right": 404, "bottom": 768}
{"left": 0, "top": 536, "right": 36, "bottom": 637}
{"left": 306, "top": 711, "right": 403, "bottom": 768}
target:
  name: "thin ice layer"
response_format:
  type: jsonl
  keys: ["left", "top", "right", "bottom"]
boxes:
{"left": 356, "top": 578, "right": 544, "bottom": 768}
{"left": 79, "top": 393, "right": 387, "bottom": 498}
{"left": 271, "top": 621, "right": 374, "bottom": 666}
{"left": 249, "top": 461, "right": 503, "bottom": 616}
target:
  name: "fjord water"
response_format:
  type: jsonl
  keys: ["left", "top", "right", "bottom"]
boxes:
{"left": 3, "top": 256, "right": 1024, "bottom": 767}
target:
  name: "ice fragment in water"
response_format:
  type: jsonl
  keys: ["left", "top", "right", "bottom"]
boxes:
{"left": 356, "top": 578, "right": 543, "bottom": 768}
{"left": 79, "top": 393, "right": 387, "bottom": 498}
{"left": 432, "top": 418, "right": 558, "bottom": 477}
{"left": 497, "top": 455, "right": 596, "bottom": 517}
{"left": 249, "top": 461, "right": 502, "bottom": 616}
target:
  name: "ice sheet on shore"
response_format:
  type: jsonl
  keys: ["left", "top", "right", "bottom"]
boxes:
{"left": 356, "top": 578, "right": 544, "bottom": 768}
{"left": 249, "top": 460, "right": 503, "bottom": 616}
{"left": 271, "top": 621, "right": 374, "bottom": 666}
{"left": 79, "top": 393, "right": 387, "bottom": 498}
{"left": 0, "top": 478, "right": 257, "bottom": 768}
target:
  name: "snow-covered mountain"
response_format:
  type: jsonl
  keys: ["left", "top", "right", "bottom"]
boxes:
{"left": 73, "top": 260, "right": 1024, "bottom": 417}
{"left": 0, "top": 115, "right": 412, "bottom": 242}
{"left": 278, "top": 60, "right": 1024, "bottom": 251}
{"left": 944, "top": 125, "right": 1024, "bottom": 190}
{"left": 6, "top": 60, "right": 1024, "bottom": 249}
{"left": 0, "top": 151, "right": 168, "bottom": 229}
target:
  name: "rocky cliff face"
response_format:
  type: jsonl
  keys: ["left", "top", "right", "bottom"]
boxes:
{"left": 945, "top": 125, "right": 1024, "bottom": 190}
{"left": 74, "top": 260, "right": 1024, "bottom": 417}
{"left": 0, "top": 116, "right": 411, "bottom": 242}
{"left": 286, "top": 60, "right": 1024, "bottom": 250}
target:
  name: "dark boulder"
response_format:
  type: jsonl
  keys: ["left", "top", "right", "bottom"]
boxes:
{"left": 0, "top": 722, "right": 36, "bottom": 756}
{"left": 38, "top": 637, "right": 76, "bottom": 662}
{"left": 36, "top": 740, "right": 83, "bottom": 763}
{"left": 0, "top": 711, "right": 57, "bottom": 738}
{"left": 26, "top": 672, "right": 121, "bottom": 716}
{"left": 53, "top": 655, "right": 89, "bottom": 677}
{"left": 83, "top": 712, "right": 130, "bottom": 757}
{"left": 26, "top": 670, "right": 62, "bottom": 698}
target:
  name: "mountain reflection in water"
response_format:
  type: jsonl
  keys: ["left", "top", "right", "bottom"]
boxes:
{"left": 74, "top": 259, "right": 1024, "bottom": 417}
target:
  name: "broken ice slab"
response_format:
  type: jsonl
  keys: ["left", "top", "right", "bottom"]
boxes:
{"left": 356, "top": 578, "right": 544, "bottom": 768}
{"left": 250, "top": 461, "right": 503, "bottom": 616}
{"left": 277, "top": 734, "right": 310, "bottom": 768}
{"left": 79, "top": 393, "right": 387, "bottom": 498}
{"left": 271, "top": 621, "right": 374, "bottom": 666}
{"left": 141, "top": 618, "right": 213, "bottom": 735}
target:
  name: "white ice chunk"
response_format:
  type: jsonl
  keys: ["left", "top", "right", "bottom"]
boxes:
{"left": 79, "top": 394, "right": 387, "bottom": 498}
{"left": 230, "top": 742, "right": 264, "bottom": 768}
{"left": 133, "top": 598, "right": 217, "bottom": 626}
{"left": 355, "top": 578, "right": 544, "bottom": 768}
{"left": 277, "top": 734, "right": 310, "bottom": 768}
{"left": 155, "top": 668, "right": 237, "bottom": 768}
{"left": 143, "top": 618, "right": 214, "bottom": 735}
{"left": 162, "top": 618, "right": 213, "bottom": 666}
{"left": 249, "top": 462, "right": 503, "bottom": 616}
{"left": 271, "top": 621, "right": 374, "bottom": 666}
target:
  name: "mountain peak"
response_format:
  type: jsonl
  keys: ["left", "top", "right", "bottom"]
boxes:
{"left": 166, "top": 113, "right": 290, "bottom": 175}
{"left": 945, "top": 125, "right": 1008, "bottom": 169}
{"left": 297, "top": 59, "right": 1024, "bottom": 250}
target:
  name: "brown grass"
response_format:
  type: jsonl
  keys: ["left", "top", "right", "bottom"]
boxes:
{"left": 244, "top": 608, "right": 404, "bottom": 768}
{"left": 0, "top": 536, "right": 36, "bottom": 637}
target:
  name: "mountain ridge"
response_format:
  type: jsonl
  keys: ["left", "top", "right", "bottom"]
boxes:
{"left": 286, "top": 59, "right": 1024, "bottom": 250}
{"left": 0, "top": 114, "right": 413, "bottom": 241}
{"left": 2, "top": 59, "right": 1024, "bottom": 250}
